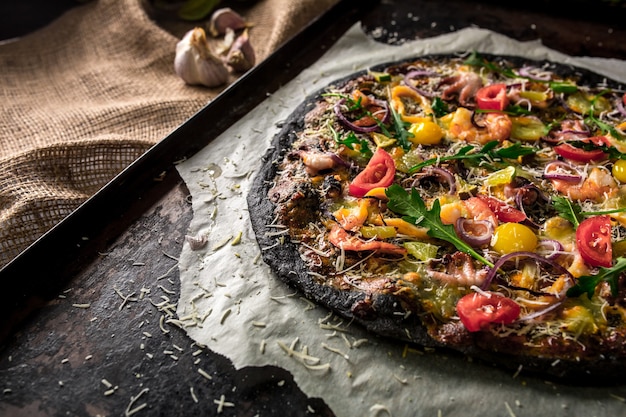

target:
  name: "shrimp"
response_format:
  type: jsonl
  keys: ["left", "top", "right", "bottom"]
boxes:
{"left": 446, "top": 107, "right": 512, "bottom": 145}
{"left": 439, "top": 197, "right": 498, "bottom": 226}
{"left": 333, "top": 199, "right": 373, "bottom": 231}
{"left": 328, "top": 224, "right": 407, "bottom": 256}
{"left": 299, "top": 151, "right": 344, "bottom": 176}
{"left": 440, "top": 71, "right": 483, "bottom": 106}
{"left": 550, "top": 166, "right": 617, "bottom": 202}
{"left": 427, "top": 252, "right": 488, "bottom": 287}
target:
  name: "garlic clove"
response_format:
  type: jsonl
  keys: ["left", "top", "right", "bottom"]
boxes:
{"left": 208, "top": 7, "right": 248, "bottom": 37}
{"left": 215, "top": 27, "right": 236, "bottom": 56}
{"left": 224, "top": 29, "right": 255, "bottom": 73}
{"left": 174, "top": 27, "right": 229, "bottom": 88}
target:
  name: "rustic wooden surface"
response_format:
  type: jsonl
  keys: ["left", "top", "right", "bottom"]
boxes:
{"left": 1, "top": 1, "right": 626, "bottom": 416}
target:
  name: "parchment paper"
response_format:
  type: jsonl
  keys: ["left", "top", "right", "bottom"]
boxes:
{"left": 175, "top": 25, "right": 626, "bottom": 416}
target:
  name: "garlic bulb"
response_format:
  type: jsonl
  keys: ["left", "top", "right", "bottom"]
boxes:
{"left": 174, "top": 27, "right": 229, "bottom": 88}
{"left": 224, "top": 29, "right": 255, "bottom": 72}
{"left": 208, "top": 8, "right": 248, "bottom": 37}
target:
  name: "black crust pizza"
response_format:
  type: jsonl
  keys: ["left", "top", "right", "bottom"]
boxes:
{"left": 247, "top": 52, "right": 626, "bottom": 381}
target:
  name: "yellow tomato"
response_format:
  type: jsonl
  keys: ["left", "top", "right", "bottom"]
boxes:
{"left": 612, "top": 159, "right": 626, "bottom": 183}
{"left": 491, "top": 223, "right": 538, "bottom": 255}
{"left": 408, "top": 119, "right": 443, "bottom": 145}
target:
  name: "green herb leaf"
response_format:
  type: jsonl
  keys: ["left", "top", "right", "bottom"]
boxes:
{"left": 569, "top": 140, "right": 626, "bottom": 160}
{"left": 385, "top": 184, "right": 494, "bottom": 267}
{"left": 552, "top": 195, "right": 582, "bottom": 227}
{"left": 464, "top": 51, "right": 518, "bottom": 79}
{"left": 390, "top": 107, "right": 413, "bottom": 151}
{"left": 549, "top": 81, "right": 578, "bottom": 94}
{"left": 408, "top": 141, "right": 536, "bottom": 173}
{"left": 328, "top": 123, "right": 372, "bottom": 157}
{"left": 585, "top": 90, "right": 625, "bottom": 140}
{"left": 552, "top": 194, "right": 626, "bottom": 225}
{"left": 177, "top": 0, "right": 221, "bottom": 20}
{"left": 567, "top": 257, "right": 626, "bottom": 298}
{"left": 431, "top": 97, "right": 450, "bottom": 118}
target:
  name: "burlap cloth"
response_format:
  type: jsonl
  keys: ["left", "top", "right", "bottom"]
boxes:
{"left": 0, "top": 0, "right": 337, "bottom": 268}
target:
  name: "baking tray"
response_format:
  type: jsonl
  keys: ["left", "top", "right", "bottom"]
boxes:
{"left": 0, "top": 0, "right": 378, "bottom": 339}
{"left": 2, "top": 1, "right": 626, "bottom": 416}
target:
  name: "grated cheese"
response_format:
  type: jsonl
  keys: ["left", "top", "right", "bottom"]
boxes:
{"left": 213, "top": 395, "right": 234, "bottom": 413}
{"left": 198, "top": 368, "right": 213, "bottom": 380}
{"left": 124, "top": 388, "right": 150, "bottom": 417}
{"left": 321, "top": 343, "right": 349, "bottom": 360}
{"left": 504, "top": 401, "right": 517, "bottom": 417}
{"left": 277, "top": 339, "right": 331, "bottom": 371}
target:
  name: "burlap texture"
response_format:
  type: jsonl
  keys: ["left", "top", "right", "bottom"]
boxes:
{"left": 0, "top": 0, "right": 337, "bottom": 267}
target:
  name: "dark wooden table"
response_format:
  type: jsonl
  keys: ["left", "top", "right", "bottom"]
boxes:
{"left": 1, "top": 1, "right": 625, "bottom": 416}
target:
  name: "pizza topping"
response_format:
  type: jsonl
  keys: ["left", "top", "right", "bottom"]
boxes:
{"left": 477, "top": 195, "right": 526, "bottom": 223}
{"left": 456, "top": 292, "right": 521, "bottom": 332}
{"left": 262, "top": 52, "right": 626, "bottom": 361}
{"left": 454, "top": 217, "right": 494, "bottom": 248}
{"left": 550, "top": 166, "right": 617, "bottom": 202}
{"left": 567, "top": 257, "right": 626, "bottom": 299}
{"left": 328, "top": 224, "right": 406, "bottom": 256}
{"left": 299, "top": 151, "right": 348, "bottom": 176}
{"left": 575, "top": 215, "right": 613, "bottom": 268}
{"left": 390, "top": 85, "right": 432, "bottom": 123}
{"left": 475, "top": 83, "right": 509, "bottom": 111}
{"left": 554, "top": 142, "right": 607, "bottom": 162}
{"left": 427, "top": 252, "right": 488, "bottom": 287}
{"left": 333, "top": 94, "right": 389, "bottom": 133}
{"left": 446, "top": 107, "right": 512, "bottom": 144}
{"left": 491, "top": 222, "right": 538, "bottom": 255}
{"left": 349, "top": 147, "right": 396, "bottom": 197}
{"left": 440, "top": 70, "right": 483, "bottom": 106}
{"left": 386, "top": 184, "right": 494, "bottom": 267}
{"left": 612, "top": 159, "right": 626, "bottom": 183}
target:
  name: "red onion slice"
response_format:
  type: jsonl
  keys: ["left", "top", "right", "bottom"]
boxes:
{"left": 411, "top": 166, "right": 457, "bottom": 195}
{"left": 535, "top": 239, "right": 564, "bottom": 260}
{"left": 517, "top": 66, "right": 552, "bottom": 81}
{"left": 616, "top": 97, "right": 626, "bottom": 117}
{"left": 334, "top": 98, "right": 382, "bottom": 133}
{"left": 518, "top": 298, "right": 565, "bottom": 321}
{"left": 543, "top": 161, "right": 582, "bottom": 182}
{"left": 404, "top": 70, "right": 437, "bottom": 97}
{"left": 454, "top": 218, "right": 494, "bottom": 248}
{"left": 481, "top": 251, "right": 575, "bottom": 299}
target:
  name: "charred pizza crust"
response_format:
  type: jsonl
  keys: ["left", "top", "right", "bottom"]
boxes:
{"left": 247, "top": 53, "right": 626, "bottom": 381}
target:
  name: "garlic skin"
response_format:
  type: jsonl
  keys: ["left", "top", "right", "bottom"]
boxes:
{"left": 208, "top": 8, "right": 248, "bottom": 37}
{"left": 174, "top": 27, "right": 229, "bottom": 88}
{"left": 224, "top": 29, "right": 255, "bottom": 73}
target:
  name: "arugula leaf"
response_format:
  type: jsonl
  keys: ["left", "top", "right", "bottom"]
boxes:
{"left": 431, "top": 97, "right": 450, "bottom": 118}
{"left": 390, "top": 107, "right": 413, "bottom": 151}
{"left": 569, "top": 140, "right": 626, "bottom": 160}
{"left": 385, "top": 184, "right": 494, "bottom": 267}
{"left": 464, "top": 51, "right": 518, "bottom": 79}
{"left": 567, "top": 257, "right": 626, "bottom": 298}
{"left": 552, "top": 195, "right": 582, "bottom": 227}
{"left": 585, "top": 90, "right": 625, "bottom": 140}
{"left": 408, "top": 140, "right": 536, "bottom": 173}
{"left": 328, "top": 122, "right": 372, "bottom": 157}
{"left": 552, "top": 195, "right": 626, "bottom": 226}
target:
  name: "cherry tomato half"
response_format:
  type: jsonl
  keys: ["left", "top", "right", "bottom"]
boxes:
{"left": 554, "top": 141, "right": 607, "bottom": 162}
{"left": 456, "top": 292, "right": 521, "bottom": 332}
{"left": 349, "top": 148, "right": 396, "bottom": 197}
{"left": 477, "top": 195, "right": 526, "bottom": 223}
{"left": 576, "top": 215, "right": 613, "bottom": 268}
{"left": 475, "top": 83, "right": 509, "bottom": 111}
